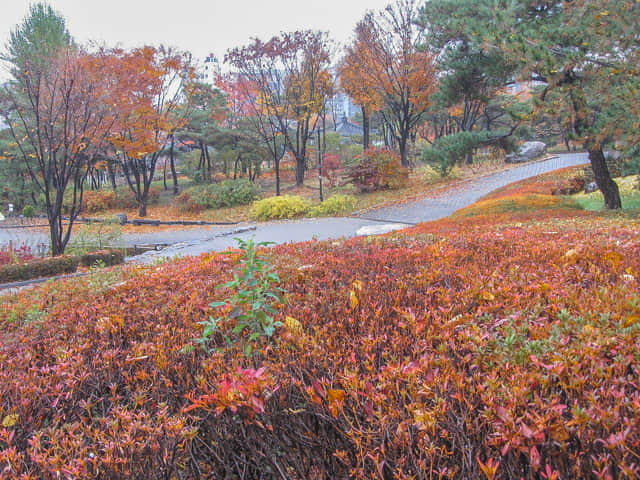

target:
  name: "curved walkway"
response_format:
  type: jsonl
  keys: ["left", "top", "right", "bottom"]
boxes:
{"left": 133, "top": 153, "right": 588, "bottom": 262}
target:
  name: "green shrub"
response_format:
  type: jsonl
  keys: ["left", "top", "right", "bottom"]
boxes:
{"left": 21, "top": 205, "right": 36, "bottom": 218}
{"left": 250, "top": 195, "right": 311, "bottom": 220}
{"left": 344, "top": 148, "right": 408, "bottom": 192}
{"left": 422, "top": 132, "right": 483, "bottom": 177}
{"left": 0, "top": 255, "right": 79, "bottom": 283}
{"left": 309, "top": 195, "right": 357, "bottom": 216}
{"left": 176, "top": 179, "right": 261, "bottom": 212}
{"left": 198, "top": 238, "right": 285, "bottom": 356}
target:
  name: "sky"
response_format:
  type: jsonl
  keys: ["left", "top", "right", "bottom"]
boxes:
{"left": 0, "top": 0, "right": 392, "bottom": 80}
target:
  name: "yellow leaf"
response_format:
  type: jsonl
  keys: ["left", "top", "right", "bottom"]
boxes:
{"left": 481, "top": 291, "right": 495, "bottom": 301}
{"left": 327, "top": 388, "right": 346, "bottom": 404}
{"left": 285, "top": 316, "right": 303, "bottom": 333}
{"left": 349, "top": 290, "right": 359, "bottom": 310}
{"left": 2, "top": 414, "right": 18, "bottom": 428}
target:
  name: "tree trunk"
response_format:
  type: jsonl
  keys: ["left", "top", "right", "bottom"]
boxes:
{"left": 163, "top": 157, "right": 168, "bottom": 190}
{"left": 138, "top": 201, "right": 147, "bottom": 217}
{"left": 570, "top": 86, "right": 621, "bottom": 209}
{"left": 362, "top": 106, "right": 370, "bottom": 150}
{"left": 295, "top": 155, "right": 305, "bottom": 186}
{"left": 275, "top": 158, "right": 281, "bottom": 196}
{"left": 170, "top": 140, "right": 179, "bottom": 195}
{"left": 399, "top": 131, "right": 410, "bottom": 168}
{"left": 589, "top": 145, "right": 621, "bottom": 209}
{"left": 108, "top": 161, "right": 117, "bottom": 191}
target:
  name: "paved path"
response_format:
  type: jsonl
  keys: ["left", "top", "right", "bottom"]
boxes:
{"left": 0, "top": 153, "right": 588, "bottom": 263}
{"left": 133, "top": 153, "right": 588, "bottom": 262}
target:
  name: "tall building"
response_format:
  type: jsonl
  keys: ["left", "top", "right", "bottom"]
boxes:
{"left": 196, "top": 54, "right": 221, "bottom": 86}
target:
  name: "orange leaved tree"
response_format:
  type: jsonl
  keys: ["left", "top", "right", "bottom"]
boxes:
{"left": 107, "top": 46, "right": 193, "bottom": 216}
{"left": 343, "top": 0, "right": 437, "bottom": 167}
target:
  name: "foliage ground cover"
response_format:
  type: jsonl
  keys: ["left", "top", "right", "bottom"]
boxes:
{"left": 1, "top": 172, "right": 639, "bottom": 479}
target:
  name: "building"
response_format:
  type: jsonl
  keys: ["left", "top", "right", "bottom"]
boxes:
{"left": 196, "top": 54, "right": 221, "bottom": 86}
{"left": 328, "top": 91, "right": 358, "bottom": 120}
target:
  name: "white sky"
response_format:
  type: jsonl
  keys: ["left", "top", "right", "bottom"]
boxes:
{"left": 1, "top": 0, "right": 392, "bottom": 80}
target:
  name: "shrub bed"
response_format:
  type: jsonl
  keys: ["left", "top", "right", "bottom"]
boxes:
{"left": 0, "top": 250, "right": 124, "bottom": 283}
{"left": 1, "top": 206, "right": 639, "bottom": 478}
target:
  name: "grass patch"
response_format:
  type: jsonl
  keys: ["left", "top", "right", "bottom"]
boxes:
{"left": 573, "top": 175, "right": 640, "bottom": 211}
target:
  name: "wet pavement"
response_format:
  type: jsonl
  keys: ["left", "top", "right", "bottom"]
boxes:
{"left": 133, "top": 153, "right": 588, "bottom": 262}
{"left": 0, "top": 153, "right": 588, "bottom": 263}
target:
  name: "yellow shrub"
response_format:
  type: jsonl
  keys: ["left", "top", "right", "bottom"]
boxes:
{"left": 250, "top": 195, "right": 311, "bottom": 220}
{"left": 309, "top": 195, "right": 357, "bottom": 217}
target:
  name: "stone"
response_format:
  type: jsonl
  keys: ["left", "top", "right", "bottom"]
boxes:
{"left": 584, "top": 182, "right": 598, "bottom": 193}
{"left": 505, "top": 141, "right": 547, "bottom": 163}
{"left": 114, "top": 213, "right": 128, "bottom": 225}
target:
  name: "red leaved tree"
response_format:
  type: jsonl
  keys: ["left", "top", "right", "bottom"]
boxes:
{"left": 226, "top": 31, "right": 333, "bottom": 187}
{"left": 1, "top": 48, "right": 117, "bottom": 254}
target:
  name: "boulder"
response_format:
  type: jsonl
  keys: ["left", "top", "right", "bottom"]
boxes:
{"left": 505, "top": 141, "right": 547, "bottom": 163}
{"left": 584, "top": 182, "right": 599, "bottom": 193}
{"left": 114, "top": 213, "right": 128, "bottom": 225}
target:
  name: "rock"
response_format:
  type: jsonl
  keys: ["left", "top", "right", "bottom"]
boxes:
{"left": 114, "top": 213, "right": 128, "bottom": 225}
{"left": 584, "top": 182, "right": 598, "bottom": 193}
{"left": 505, "top": 141, "right": 547, "bottom": 163}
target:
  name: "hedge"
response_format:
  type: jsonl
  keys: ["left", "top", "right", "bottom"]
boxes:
{"left": 0, "top": 250, "right": 125, "bottom": 283}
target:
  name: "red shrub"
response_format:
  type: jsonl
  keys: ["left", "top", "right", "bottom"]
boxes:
{"left": 0, "top": 244, "right": 34, "bottom": 266}
{"left": 321, "top": 153, "right": 342, "bottom": 188}
{"left": 344, "top": 147, "right": 408, "bottom": 192}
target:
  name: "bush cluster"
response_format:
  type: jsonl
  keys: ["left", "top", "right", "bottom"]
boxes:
{"left": 176, "top": 179, "right": 261, "bottom": 212}
{"left": 344, "top": 147, "right": 408, "bottom": 192}
{"left": 21, "top": 205, "right": 36, "bottom": 218}
{"left": 309, "top": 194, "right": 357, "bottom": 216}
{"left": 81, "top": 188, "right": 159, "bottom": 213}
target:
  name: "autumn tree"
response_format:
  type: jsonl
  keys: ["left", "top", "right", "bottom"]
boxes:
{"left": 107, "top": 46, "right": 193, "bottom": 216}
{"left": 338, "top": 29, "right": 383, "bottom": 150}
{"left": 226, "top": 31, "right": 333, "bottom": 187}
{"left": 343, "top": 1, "right": 437, "bottom": 167}
{"left": 0, "top": 6, "right": 116, "bottom": 255}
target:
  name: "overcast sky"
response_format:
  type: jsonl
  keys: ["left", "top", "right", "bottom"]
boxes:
{"left": 1, "top": 0, "right": 392, "bottom": 80}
